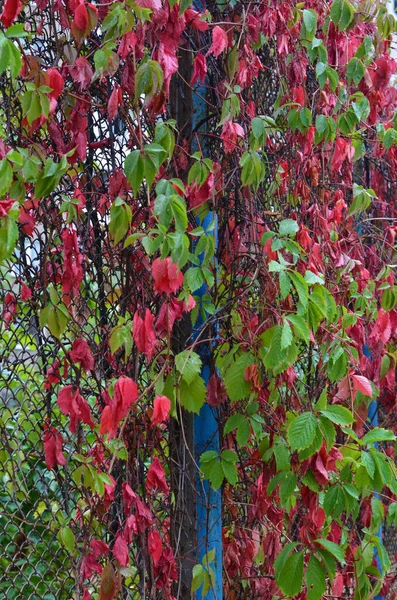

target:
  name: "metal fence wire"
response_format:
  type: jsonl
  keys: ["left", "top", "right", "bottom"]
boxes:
{"left": 1, "top": 0, "right": 397, "bottom": 599}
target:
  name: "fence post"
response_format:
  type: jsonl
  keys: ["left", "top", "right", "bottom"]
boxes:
{"left": 368, "top": 398, "right": 384, "bottom": 600}
{"left": 191, "top": 36, "right": 223, "bottom": 600}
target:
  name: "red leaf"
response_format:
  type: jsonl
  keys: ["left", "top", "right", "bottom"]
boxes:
{"left": 207, "top": 25, "right": 228, "bottom": 58}
{"left": 81, "top": 539, "right": 109, "bottom": 580}
{"left": 122, "top": 482, "right": 136, "bottom": 515}
{"left": 117, "top": 376, "right": 139, "bottom": 411}
{"left": 58, "top": 385, "right": 94, "bottom": 433}
{"left": 82, "top": 590, "right": 91, "bottom": 600}
{"left": 185, "top": 8, "right": 209, "bottom": 31}
{"left": 374, "top": 309, "right": 391, "bottom": 344}
{"left": 152, "top": 257, "right": 183, "bottom": 295}
{"left": 0, "top": 199, "right": 16, "bottom": 218}
{"left": 331, "top": 137, "right": 353, "bottom": 174}
{"left": 43, "top": 424, "right": 66, "bottom": 469}
{"left": 157, "top": 43, "right": 178, "bottom": 95}
{"left": 107, "top": 84, "right": 123, "bottom": 122}
{"left": 99, "top": 377, "right": 138, "bottom": 438}
{"left": 371, "top": 55, "right": 397, "bottom": 90}
{"left": 70, "top": 57, "right": 93, "bottom": 90}
{"left": 146, "top": 456, "right": 168, "bottom": 494}
{"left": 124, "top": 515, "right": 138, "bottom": 543}
{"left": 99, "top": 405, "right": 112, "bottom": 435}
{"left": 148, "top": 530, "right": 162, "bottom": 564}
{"left": 45, "top": 69, "right": 64, "bottom": 100}
{"left": 206, "top": 373, "right": 227, "bottom": 407}
{"left": 0, "top": 0, "right": 22, "bottom": 28}
{"left": 332, "top": 573, "right": 345, "bottom": 597}
{"left": 70, "top": 338, "right": 95, "bottom": 372}
{"left": 221, "top": 121, "right": 245, "bottom": 153}
{"left": 191, "top": 53, "right": 207, "bottom": 86}
{"left": 156, "top": 295, "right": 195, "bottom": 335}
{"left": 152, "top": 396, "right": 171, "bottom": 426}
{"left": 352, "top": 374, "right": 373, "bottom": 398}
{"left": 62, "top": 227, "right": 84, "bottom": 299}
{"left": 117, "top": 31, "right": 138, "bottom": 60}
{"left": 187, "top": 173, "right": 214, "bottom": 209}
{"left": 113, "top": 535, "right": 129, "bottom": 567}
{"left": 133, "top": 309, "right": 157, "bottom": 361}
{"left": 21, "top": 283, "right": 32, "bottom": 301}
{"left": 73, "top": 2, "right": 88, "bottom": 31}
{"left": 134, "top": 497, "right": 153, "bottom": 532}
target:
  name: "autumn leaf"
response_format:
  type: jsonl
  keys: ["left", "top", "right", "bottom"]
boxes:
{"left": 152, "top": 395, "right": 171, "bottom": 426}
{"left": 352, "top": 374, "right": 373, "bottom": 398}
{"left": 99, "top": 562, "right": 117, "bottom": 600}
{"left": 207, "top": 25, "right": 228, "bottom": 58}
{"left": 113, "top": 534, "right": 129, "bottom": 567}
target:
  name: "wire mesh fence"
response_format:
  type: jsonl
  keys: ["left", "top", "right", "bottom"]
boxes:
{"left": 1, "top": 0, "right": 397, "bottom": 598}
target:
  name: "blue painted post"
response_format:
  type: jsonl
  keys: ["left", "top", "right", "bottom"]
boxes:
{"left": 191, "top": 25, "right": 223, "bottom": 600}
{"left": 363, "top": 346, "right": 384, "bottom": 599}
{"left": 368, "top": 399, "right": 384, "bottom": 600}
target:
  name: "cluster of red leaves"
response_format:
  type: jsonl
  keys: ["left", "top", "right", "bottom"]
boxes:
{"left": 3, "top": 0, "right": 397, "bottom": 596}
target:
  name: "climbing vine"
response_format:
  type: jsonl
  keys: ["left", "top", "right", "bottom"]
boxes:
{"left": 1, "top": 0, "right": 397, "bottom": 598}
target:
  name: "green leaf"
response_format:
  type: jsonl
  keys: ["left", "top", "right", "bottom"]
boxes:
{"left": 305, "top": 270, "right": 324, "bottom": 285}
{"left": 5, "top": 23, "right": 29, "bottom": 38}
{"left": 109, "top": 197, "right": 132, "bottom": 245}
{"left": 286, "top": 314, "right": 310, "bottom": 344}
{"left": 251, "top": 117, "right": 265, "bottom": 140}
{"left": 306, "top": 555, "right": 326, "bottom": 600}
{"left": 302, "top": 9, "right": 318, "bottom": 42}
{"left": 224, "top": 353, "right": 255, "bottom": 402}
{"left": 276, "top": 551, "right": 304, "bottom": 597}
{"left": 236, "top": 418, "right": 250, "bottom": 446}
{"left": 281, "top": 322, "right": 293, "bottom": 350}
{"left": 279, "top": 219, "right": 299, "bottom": 236}
{"left": 298, "top": 425, "right": 323, "bottom": 460}
{"left": 287, "top": 412, "right": 319, "bottom": 451}
{"left": 57, "top": 527, "right": 75, "bottom": 554}
{"left": 45, "top": 304, "right": 69, "bottom": 338}
{"left": 316, "top": 539, "right": 345, "bottom": 564}
{"left": 175, "top": 350, "right": 202, "bottom": 385}
{"left": 124, "top": 150, "right": 144, "bottom": 195}
{"left": 222, "top": 460, "right": 238, "bottom": 485}
{"left": 362, "top": 428, "right": 396, "bottom": 445}
{"left": 323, "top": 485, "right": 345, "bottom": 517}
{"left": 319, "top": 405, "right": 354, "bottom": 426}
{"left": 179, "top": 376, "right": 206, "bottom": 414}
{"left": 135, "top": 60, "right": 164, "bottom": 104}
{"left": 382, "top": 288, "right": 397, "bottom": 311}
{"left": 200, "top": 450, "right": 218, "bottom": 463}
{"left": 208, "top": 460, "right": 224, "bottom": 490}
{"left": 346, "top": 57, "right": 365, "bottom": 85}
{"left": 361, "top": 451, "right": 376, "bottom": 478}
{"left": 260, "top": 325, "right": 298, "bottom": 374}
{"left": 279, "top": 271, "right": 291, "bottom": 299}
{"left": 184, "top": 266, "right": 205, "bottom": 292}
{"left": 224, "top": 413, "right": 245, "bottom": 434}
{"left": 288, "top": 270, "right": 308, "bottom": 309}
{"left": 274, "top": 543, "right": 299, "bottom": 575}
{"left": 191, "top": 564, "right": 204, "bottom": 593}
{"left": 330, "top": 0, "right": 354, "bottom": 31}
{"left": 0, "top": 214, "right": 18, "bottom": 262}
{"left": 221, "top": 450, "right": 238, "bottom": 463}
{"left": 0, "top": 159, "right": 13, "bottom": 197}
{"left": 273, "top": 440, "right": 290, "bottom": 472}
{"left": 348, "top": 184, "right": 375, "bottom": 217}
{"left": 319, "top": 416, "right": 336, "bottom": 452}
{"left": 109, "top": 324, "right": 133, "bottom": 360}
{"left": 279, "top": 472, "right": 297, "bottom": 504}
